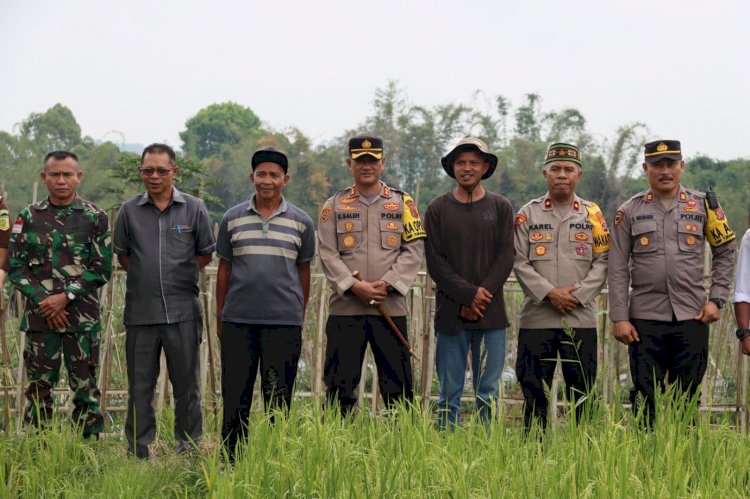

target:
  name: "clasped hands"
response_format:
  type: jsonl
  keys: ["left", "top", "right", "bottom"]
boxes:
{"left": 460, "top": 287, "right": 493, "bottom": 322}
{"left": 38, "top": 293, "right": 71, "bottom": 330}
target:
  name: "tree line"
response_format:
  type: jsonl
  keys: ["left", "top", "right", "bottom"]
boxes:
{"left": 1, "top": 82, "right": 748, "bottom": 229}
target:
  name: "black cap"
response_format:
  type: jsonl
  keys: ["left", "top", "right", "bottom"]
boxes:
{"left": 348, "top": 135, "right": 384, "bottom": 160}
{"left": 644, "top": 140, "right": 682, "bottom": 163}
{"left": 251, "top": 147, "right": 289, "bottom": 173}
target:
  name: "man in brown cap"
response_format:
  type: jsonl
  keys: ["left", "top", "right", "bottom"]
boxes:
{"left": 513, "top": 143, "right": 609, "bottom": 430}
{"left": 424, "top": 137, "right": 515, "bottom": 429}
{"left": 318, "top": 134, "right": 425, "bottom": 415}
{"left": 608, "top": 139, "right": 735, "bottom": 425}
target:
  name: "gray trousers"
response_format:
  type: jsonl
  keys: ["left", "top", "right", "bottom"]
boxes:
{"left": 125, "top": 319, "right": 202, "bottom": 454}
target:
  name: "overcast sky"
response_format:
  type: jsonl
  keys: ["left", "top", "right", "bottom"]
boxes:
{"left": 1, "top": 0, "right": 748, "bottom": 159}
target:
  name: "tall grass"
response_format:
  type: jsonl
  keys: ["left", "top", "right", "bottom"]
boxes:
{"left": 2, "top": 392, "right": 750, "bottom": 498}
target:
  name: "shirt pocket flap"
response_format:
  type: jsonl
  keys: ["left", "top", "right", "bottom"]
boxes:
{"left": 631, "top": 220, "right": 656, "bottom": 236}
{"left": 336, "top": 220, "right": 362, "bottom": 234}
{"left": 380, "top": 220, "right": 402, "bottom": 232}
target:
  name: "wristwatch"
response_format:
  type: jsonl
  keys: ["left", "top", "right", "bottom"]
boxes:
{"left": 736, "top": 328, "right": 750, "bottom": 340}
{"left": 66, "top": 291, "right": 76, "bottom": 302}
{"left": 709, "top": 298, "right": 726, "bottom": 309}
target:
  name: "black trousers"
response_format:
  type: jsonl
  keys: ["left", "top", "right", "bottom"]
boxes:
{"left": 324, "top": 315, "right": 413, "bottom": 415}
{"left": 516, "top": 327, "right": 598, "bottom": 429}
{"left": 125, "top": 320, "right": 203, "bottom": 457}
{"left": 220, "top": 322, "right": 302, "bottom": 454}
{"left": 628, "top": 318, "right": 708, "bottom": 424}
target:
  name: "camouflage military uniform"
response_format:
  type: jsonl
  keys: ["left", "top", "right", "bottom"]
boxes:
{"left": 9, "top": 195, "right": 112, "bottom": 435}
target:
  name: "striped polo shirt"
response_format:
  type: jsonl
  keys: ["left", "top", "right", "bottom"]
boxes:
{"left": 216, "top": 195, "right": 315, "bottom": 326}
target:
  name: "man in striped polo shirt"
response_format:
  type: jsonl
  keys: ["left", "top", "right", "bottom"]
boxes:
{"left": 216, "top": 146, "right": 315, "bottom": 459}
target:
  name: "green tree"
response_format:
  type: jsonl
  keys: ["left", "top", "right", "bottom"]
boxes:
{"left": 180, "top": 102, "right": 263, "bottom": 160}
{"left": 19, "top": 103, "right": 82, "bottom": 153}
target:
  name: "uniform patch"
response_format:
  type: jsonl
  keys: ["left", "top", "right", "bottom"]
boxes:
{"left": 679, "top": 192, "right": 687, "bottom": 202}
{"left": 530, "top": 232, "right": 543, "bottom": 241}
{"left": 686, "top": 235, "right": 695, "bottom": 246}
{"left": 405, "top": 199, "right": 420, "bottom": 218}
{"left": 685, "top": 223, "right": 698, "bottom": 232}
{"left": 388, "top": 234, "right": 398, "bottom": 247}
{"left": 544, "top": 233, "right": 553, "bottom": 241}
{"left": 613, "top": 210, "right": 625, "bottom": 227}
{"left": 339, "top": 197, "right": 358, "bottom": 204}
{"left": 343, "top": 235, "right": 355, "bottom": 248}
{"left": 715, "top": 208, "right": 726, "bottom": 221}
{"left": 534, "top": 244, "right": 547, "bottom": 256}
{"left": 344, "top": 222, "right": 354, "bottom": 232}
{"left": 640, "top": 235, "right": 649, "bottom": 247}
{"left": 401, "top": 194, "right": 426, "bottom": 242}
{"left": 514, "top": 214, "right": 527, "bottom": 229}
{"left": 12, "top": 219, "right": 23, "bottom": 234}
{"left": 645, "top": 193, "right": 654, "bottom": 202}
{"left": 0, "top": 212, "right": 9, "bottom": 231}
{"left": 321, "top": 205, "right": 332, "bottom": 222}
{"left": 337, "top": 205, "right": 358, "bottom": 211}
{"left": 704, "top": 199, "right": 735, "bottom": 247}
{"left": 575, "top": 243, "right": 588, "bottom": 255}
{"left": 687, "top": 199, "right": 696, "bottom": 208}
{"left": 383, "top": 186, "right": 391, "bottom": 197}
{"left": 575, "top": 232, "right": 589, "bottom": 241}
{"left": 684, "top": 206, "right": 699, "bottom": 213}
{"left": 573, "top": 200, "right": 580, "bottom": 212}
{"left": 385, "top": 222, "right": 398, "bottom": 231}
{"left": 383, "top": 203, "right": 400, "bottom": 211}
{"left": 544, "top": 199, "right": 552, "bottom": 209}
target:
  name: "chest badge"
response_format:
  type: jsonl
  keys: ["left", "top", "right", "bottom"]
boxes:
{"left": 575, "top": 243, "right": 588, "bottom": 255}
{"left": 337, "top": 205, "right": 358, "bottom": 212}
{"left": 687, "top": 199, "right": 696, "bottom": 208}
{"left": 575, "top": 232, "right": 589, "bottom": 241}
{"left": 530, "top": 232, "right": 543, "bottom": 241}
{"left": 640, "top": 235, "right": 649, "bottom": 247}
{"left": 383, "top": 203, "right": 400, "bottom": 211}
{"left": 343, "top": 235, "right": 356, "bottom": 248}
{"left": 339, "top": 197, "right": 358, "bottom": 204}
{"left": 388, "top": 234, "right": 398, "bottom": 247}
{"left": 544, "top": 233, "right": 553, "bottom": 241}
{"left": 344, "top": 222, "right": 354, "bottom": 232}
{"left": 686, "top": 235, "right": 696, "bottom": 246}
{"left": 685, "top": 223, "right": 698, "bottom": 232}
{"left": 534, "top": 244, "right": 547, "bottom": 256}
{"left": 385, "top": 222, "right": 398, "bottom": 231}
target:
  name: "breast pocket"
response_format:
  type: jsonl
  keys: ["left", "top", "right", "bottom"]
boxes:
{"left": 528, "top": 233, "right": 553, "bottom": 261}
{"left": 336, "top": 220, "right": 362, "bottom": 253}
{"left": 631, "top": 221, "right": 657, "bottom": 254}
{"left": 569, "top": 230, "right": 593, "bottom": 262}
{"left": 677, "top": 222, "right": 703, "bottom": 252}
{"left": 380, "top": 220, "right": 402, "bottom": 250}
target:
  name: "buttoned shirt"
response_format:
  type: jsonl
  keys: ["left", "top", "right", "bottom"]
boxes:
{"left": 514, "top": 193, "right": 609, "bottom": 329}
{"left": 608, "top": 186, "right": 735, "bottom": 322}
{"left": 318, "top": 182, "right": 425, "bottom": 316}
{"left": 114, "top": 188, "right": 216, "bottom": 326}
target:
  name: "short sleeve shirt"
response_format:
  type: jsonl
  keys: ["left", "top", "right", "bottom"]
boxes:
{"left": 114, "top": 188, "right": 216, "bottom": 326}
{"left": 216, "top": 196, "right": 315, "bottom": 326}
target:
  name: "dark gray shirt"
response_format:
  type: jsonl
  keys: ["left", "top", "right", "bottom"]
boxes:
{"left": 114, "top": 188, "right": 216, "bottom": 326}
{"left": 216, "top": 195, "right": 315, "bottom": 326}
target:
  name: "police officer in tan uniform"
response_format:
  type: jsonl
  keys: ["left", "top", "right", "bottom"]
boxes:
{"left": 608, "top": 139, "right": 735, "bottom": 424}
{"left": 318, "top": 134, "right": 426, "bottom": 415}
{"left": 514, "top": 143, "right": 610, "bottom": 430}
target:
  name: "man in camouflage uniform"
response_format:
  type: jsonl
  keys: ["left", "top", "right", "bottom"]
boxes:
{"left": 9, "top": 151, "right": 112, "bottom": 438}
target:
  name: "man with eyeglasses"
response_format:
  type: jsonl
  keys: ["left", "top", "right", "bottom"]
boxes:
{"left": 114, "top": 143, "right": 215, "bottom": 459}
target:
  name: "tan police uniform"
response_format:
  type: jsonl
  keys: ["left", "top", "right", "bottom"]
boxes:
{"left": 318, "top": 182, "right": 425, "bottom": 316}
{"left": 608, "top": 186, "right": 735, "bottom": 322}
{"left": 514, "top": 193, "right": 610, "bottom": 329}
{"left": 318, "top": 179, "right": 425, "bottom": 414}
{"left": 608, "top": 184, "right": 735, "bottom": 423}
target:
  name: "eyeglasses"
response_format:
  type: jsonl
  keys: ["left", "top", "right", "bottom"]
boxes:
{"left": 139, "top": 167, "right": 174, "bottom": 177}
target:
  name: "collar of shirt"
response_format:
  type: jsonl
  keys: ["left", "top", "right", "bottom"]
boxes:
{"left": 541, "top": 192, "right": 583, "bottom": 214}
{"left": 643, "top": 185, "right": 689, "bottom": 204}
{"left": 347, "top": 182, "right": 393, "bottom": 199}
{"left": 248, "top": 194, "right": 288, "bottom": 218}
{"left": 35, "top": 194, "right": 85, "bottom": 211}
{"left": 137, "top": 187, "right": 186, "bottom": 207}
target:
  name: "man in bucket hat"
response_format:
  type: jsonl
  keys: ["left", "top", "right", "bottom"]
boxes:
{"left": 424, "top": 137, "right": 515, "bottom": 429}
{"left": 513, "top": 142, "right": 609, "bottom": 431}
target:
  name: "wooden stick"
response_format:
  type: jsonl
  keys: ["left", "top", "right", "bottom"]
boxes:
{"left": 352, "top": 271, "right": 418, "bottom": 360}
